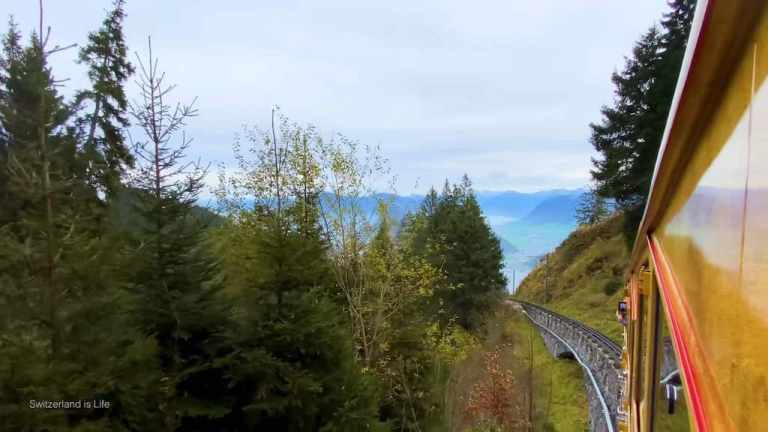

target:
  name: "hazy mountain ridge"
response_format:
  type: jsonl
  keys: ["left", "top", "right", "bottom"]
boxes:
{"left": 222, "top": 189, "right": 583, "bottom": 225}
{"left": 214, "top": 189, "right": 584, "bottom": 291}
{"left": 380, "top": 189, "right": 584, "bottom": 291}
{"left": 478, "top": 189, "right": 582, "bottom": 290}
{"left": 476, "top": 189, "right": 583, "bottom": 221}
{"left": 363, "top": 188, "right": 584, "bottom": 225}
{"left": 519, "top": 194, "right": 582, "bottom": 225}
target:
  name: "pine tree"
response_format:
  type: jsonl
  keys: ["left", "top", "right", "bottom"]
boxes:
{"left": 0, "top": 17, "right": 159, "bottom": 431}
{"left": 76, "top": 0, "right": 135, "bottom": 196}
{"left": 222, "top": 214, "right": 383, "bottom": 431}
{"left": 215, "top": 116, "right": 384, "bottom": 430}
{"left": 576, "top": 185, "right": 609, "bottom": 226}
{"left": 590, "top": 28, "right": 662, "bottom": 211}
{"left": 442, "top": 176, "right": 506, "bottom": 329}
{"left": 589, "top": 0, "right": 696, "bottom": 242}
{"left": 126, "top": 39, "right": 232, "bottom": 430}
{"left": 406, "top": 176, "right": 506, "bottom": 330}
{"left": 0, "top": 18, "right": 22, "bottom": 224}
{"left": 0, "top": 20, "right": 74, "bottom": 226}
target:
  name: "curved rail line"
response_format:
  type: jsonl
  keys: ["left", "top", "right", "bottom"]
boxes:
{"left": 517, "top": 301, "right": 622, "bottom": 357}
{"left": 513, "top": 300, "right": 622, "bottom": 432}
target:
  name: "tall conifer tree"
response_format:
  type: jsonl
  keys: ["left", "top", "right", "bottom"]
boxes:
{"left": 77, "top": 0, "right": 135, "bottom": 196}
{"left": 216, "top": 117, "right": 383, "bottom": 430}
{"left": 0, "top": 20, "right": 73, "bottom": 225}
{"left": 126, "top": 39, "right": 231, "bottom": 430}
{"left": 0, "top": 19, "right": 22, "bottom": 224}
{"left": 589, "top": 0, "right": 696, "bottom": 241}
{"left": 406, "top": 176, "right": 506, "bottom": 330}
{"left": 0, "top": 13, "right": 158, "bottom": 430}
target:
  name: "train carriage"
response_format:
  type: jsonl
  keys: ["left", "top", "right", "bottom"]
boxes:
{"left": 620, "top": 0, "right": 768, "bottom": 431}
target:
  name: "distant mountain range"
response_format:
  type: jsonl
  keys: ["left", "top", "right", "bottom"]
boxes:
{"left": 216, "top": 188, "right": 584, "bottom": 228}
{"left": 208, "top": 188, "right": 586, "bottom": 292}
{"left": 517, "top": 194, "right": 582, "bottom": 225}
{"left": 473, "top": 189, "right": 583, "bottom": 291}
{"left": 476, "top": 189, "right": 583, "bottom": 223}
{"left": 364, "top": 188, "right": 584, "bottom": 227}
{"left": 360, "top": 189, "right": 585, "bottom": 291}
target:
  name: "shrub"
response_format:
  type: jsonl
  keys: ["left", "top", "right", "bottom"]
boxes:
{"left": 602, "top": 278, "right": 623, "bottom": 296}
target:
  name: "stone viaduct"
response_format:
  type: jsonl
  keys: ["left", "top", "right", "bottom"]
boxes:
{"left": 513, "top": 301, "right": 623, "bottom": 432}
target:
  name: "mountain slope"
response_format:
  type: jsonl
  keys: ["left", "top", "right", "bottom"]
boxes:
{"left": 498, "top": 237, "right": 518, "bottom": 255}
{"left": 519, "top": 194, "right": 580, "bottom": 225}
{"left": 113, "top": 187, "right": 225, "bottom": 235}
{"left": 476, "top": 189, "right": 582, "bottom": 222}
{"left": 513, "top": 214, "right": 629, "bottom": 342}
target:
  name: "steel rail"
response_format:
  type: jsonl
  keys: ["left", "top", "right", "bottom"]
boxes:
{"left": 516, "top": 300, "right": 622, "bottom": 356}
{"left": 519, "top": 307, "right": 616, "bottom": 432}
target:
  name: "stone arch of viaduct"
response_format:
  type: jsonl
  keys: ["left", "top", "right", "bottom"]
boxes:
{"left": 515, "top": 301, "right": 623, "bottom": 432}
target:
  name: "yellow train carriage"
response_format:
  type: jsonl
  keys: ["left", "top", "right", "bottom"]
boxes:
{"left": 620, "top": 0, "right": 768, "bottom": 431}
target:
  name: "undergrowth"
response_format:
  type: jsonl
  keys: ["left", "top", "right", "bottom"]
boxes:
{"left": 444, "top": 307, "right": 589, "bottom": 431}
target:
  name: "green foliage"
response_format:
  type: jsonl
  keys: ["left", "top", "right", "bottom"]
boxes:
{"left": 575, "top": 185, "right": 610, "bottom": 226}
{"left": 602, "top": 278, "right": 623, "bottom": 296}
{"left": 0, "top": 21, "right": 79, "bottom": 226}
{"left": 404, "top": 176, "right": 507, "bottom": 330}
{"left": 76, "top": 0, "right": 135, "bottom": 196}
{"left": 368, "top": 177, "right": 510, "bottom": 430}
{"left": 221, "top": 221, "right": 383, "bottom": 430}
{"left": 445, "top": 308, "right": 588, "bottom": 432}
{"left": 0, "top": 22, "right": 161, "bottom": 431}
{"left": 215, "top": 114, "right": 502, "bottom": 431}
{"left": 213, "top": 113, "right": 385, "bottom": 430}
{"left": 0, "top": 4, "right": 580, "bottom": 431}
{"left": 589, "top": 0, "right": 696, "bottom": 243}
{"left": 0, "top": 218, "right": 163, "bottom": 431}
{"left": 123, "top": 42, "right": 235, "bottom": 430}
{"left": 364, "top": 207, "right": 451, "bottom": 430}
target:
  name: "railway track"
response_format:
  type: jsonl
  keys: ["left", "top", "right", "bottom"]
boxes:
{"left": 515, "top": 300, "right": 622, "bottom": 357}
{"left": 513, "top": 299, "right": 623, "bottom": 432}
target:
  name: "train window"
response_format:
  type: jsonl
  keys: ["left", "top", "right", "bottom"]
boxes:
{"left": 652, "top": 298, "right": 690, "bottom": 430}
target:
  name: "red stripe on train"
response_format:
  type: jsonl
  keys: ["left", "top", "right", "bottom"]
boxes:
{"left": 647, "top": 236, "right": 707, "bottom": 432}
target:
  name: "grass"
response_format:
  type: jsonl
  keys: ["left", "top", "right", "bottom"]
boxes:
{"left": 513, "top": 214, "right": 629, "bottom": 343}
{"left": 444, "top": 307, "right": 589, "bottom": 431}
{"left": 448, "top": 215, "right": 631, "bottom": 430}
{"left": 504, "top": 310, "right": 589, "bottom": 432}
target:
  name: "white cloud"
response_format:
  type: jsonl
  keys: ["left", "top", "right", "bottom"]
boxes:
{"left": 2, "top": 0, "right": 668, "bottom": 194}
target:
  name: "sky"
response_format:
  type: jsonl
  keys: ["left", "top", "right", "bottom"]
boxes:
{"left": 1, "top": 0, "right": 669, "bottom": 195}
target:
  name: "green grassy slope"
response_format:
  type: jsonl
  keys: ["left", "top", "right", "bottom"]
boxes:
{"left": 506, "top": 311, "right": 589, "bottom": 432}
{"left": 513, "top": 214, "right": 629, "bottom": 343}
{"left": 444, "top": 307, "right": 588, "bottom": 432}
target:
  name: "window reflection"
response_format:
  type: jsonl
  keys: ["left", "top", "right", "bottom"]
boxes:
{"left": 653, "top": 301, "right": 690, "bottom": 430}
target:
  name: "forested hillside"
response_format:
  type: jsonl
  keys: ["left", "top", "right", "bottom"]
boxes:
{"left": 0, "top": 3, "right": 510, "bottom": 430}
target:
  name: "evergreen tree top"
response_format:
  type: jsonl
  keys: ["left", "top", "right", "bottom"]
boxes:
{"left": 588, "top": 0, "right": 695, "bottom": 242}
{"left": 78, "top": 0, "right": 134, "bottom": 114}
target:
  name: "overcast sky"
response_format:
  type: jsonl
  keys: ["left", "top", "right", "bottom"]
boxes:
{"left": 2, "top": 0, "right": 669, "bottom": 194}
